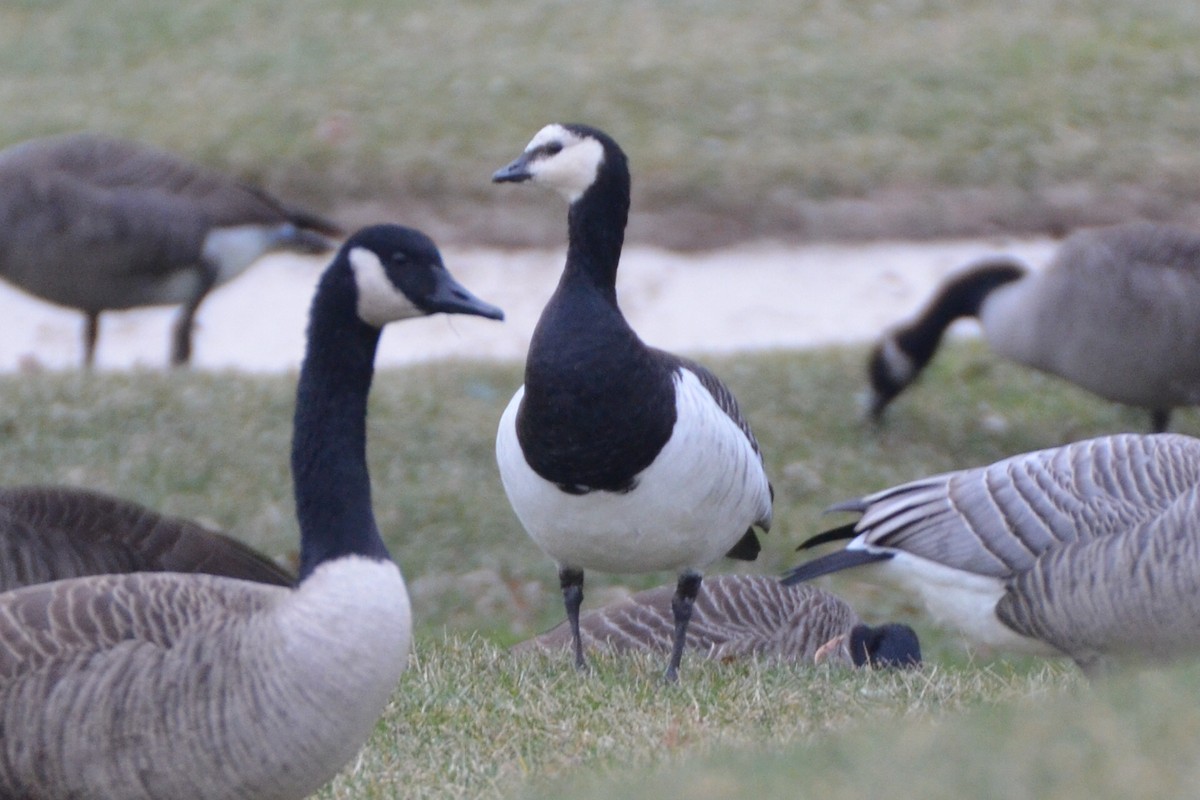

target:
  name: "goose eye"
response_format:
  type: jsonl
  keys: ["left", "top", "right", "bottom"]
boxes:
{"left": 543, "top": 141, "right": 563, "bottom": 156}
{"left": 390, "top": 251, "right": 410, "bottom": 265}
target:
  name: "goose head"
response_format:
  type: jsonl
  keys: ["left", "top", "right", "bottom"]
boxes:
{"left": 341, "top": 224, "right": 505, "bottom": 326}
{"left": 849, "top": 622, "right": 923, "bottom": 669}
{"left": 492, "top": 123, "right": 615, "bottom": 203}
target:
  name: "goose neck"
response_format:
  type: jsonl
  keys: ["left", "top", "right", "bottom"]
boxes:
{"left": 292, "top": 272, "right": 391, "bottom": 580}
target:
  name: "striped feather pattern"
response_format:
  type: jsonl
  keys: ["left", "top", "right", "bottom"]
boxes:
{"left": 513, "top": 575, "right": 861, "bottom": 664}
{"left": 847, "top": 434, "right": 1200, "bottom": 578}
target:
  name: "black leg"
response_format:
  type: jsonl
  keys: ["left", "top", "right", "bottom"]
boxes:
{"left": 559, "top": 567, "right": 586, "bottom": 670}
{"left": 171, "top": 267, "right": 218, "bottom": 367}
{"left": 665, "top": 570, "right": 702, "bottom": 683}
{"left": 1151, "top": 408, "right": 1171, "bottom": 434}
{"left": 83, "top": 311, "right": 100, "bottom": 369}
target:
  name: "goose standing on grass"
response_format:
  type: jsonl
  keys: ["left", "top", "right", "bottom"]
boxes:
{"left": 0, "top": 224, "right": 504, "bottom": 799}
{"left": 0, "top": 132, "right": 344, "bottom": 367}
{"left": 784, "top": 433, "right": 1200, "bottom": 676}
{"left": 512, "top": 574, "right": 921, "bottom": 669}
{"left": 867, "top": 221, "right": 1200, "bottom": 432}
{"left": 0, "top": 485, "right": 294, "bottom": 592}
{"left": 492, "top": 123, "right": 773, "bottom": 682}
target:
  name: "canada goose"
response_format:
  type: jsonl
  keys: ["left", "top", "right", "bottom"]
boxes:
{"left": 0, "top": 132, "right": 344, "bottom": 367}
{"left": 512, "top": 574, "right": 921, "bottom": 669}
{"left": 0, "top": 485, "right": 294, "bottom": 592}
{"left": 784, "top": 433, "right": 1200, "bottom": 676}
{"left": 0, "top": 224, "right": 504, "bottom": 799}
{"left": 867, "top": 222, "right": 1200, "bottom": 432}
{"left": 492, "top": 124, "right": 773, "bottom": 682}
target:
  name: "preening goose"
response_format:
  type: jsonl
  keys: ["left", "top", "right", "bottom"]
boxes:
{"left": 492, "top": 124, "right": 773, "bottom": 682}
{"left": 512, "top": 574, "right": 921, "bottom": 669}
{"left": 0, "top": 224, "right": 504, "bottom": 799}
{"left": 0, "top": 132, "right": 343, "bottom": 367}
{"left": 0, "top": 485, "right": 294, "bottom": 592}
{"left": 868, "top": 222, "right": 1200, "bottom": 432}
{"left": 784, "top": 433, "right": 1200, "bottom": 676}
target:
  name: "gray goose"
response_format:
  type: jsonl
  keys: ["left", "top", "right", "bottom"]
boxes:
{"left": 492, "top": 124, "right": 773, "bottom": 682}
{"left": 0, "top": 224, "right": 503, "bottom": 799}
{"left": 512, "top": 574, "right": 921, "bottom": 669}
{"left": 868, "top": 221, "right": 1200, "bottom": 432}
{"left": 785, "top": 433, "right": 1200, "bottom": 676}
{"left": 0, "top": 485, "right": 294, "bottom": 592}
{"left": 0, "top": 132, "right": 343, "bottom": 366}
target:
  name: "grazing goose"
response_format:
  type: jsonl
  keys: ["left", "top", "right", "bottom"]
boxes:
{"left": 0, "top": 132, "right": 343, "bottom": 367}
{"left": 0, "top": 224, "right": 503, "bottom": 799}
{"left": 0, "top": 485, "right": 294, "bottom": 592}
{"left": 512, "top": 574, "right": 921, "bottom": 669}
{"left": 784, "top": 433, "right": 1200, "bottom": 676}
{"left": 867, "top": 222, "right": 1200, "bottom": 432}
{"left": 492, "top": 124, "right": 773, "bottom": 682}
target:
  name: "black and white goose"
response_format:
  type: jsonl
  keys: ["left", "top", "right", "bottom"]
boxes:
{"left": 492, "top": 123, "right": 773, "bottom": 682}
{"left": 784, "top": 433, "right": 1200, "bottom": 676}
{"left": 0, "top": 484, "right": 294, "bottom": 592}
{"left": 867, "top": 221, "right": 1200, "bottom": 432}
{"left": 0, "top": 225, "right": 503, "bottom": 799}
{"left": 0, "top": 132, "right": 343, "bottom": 366}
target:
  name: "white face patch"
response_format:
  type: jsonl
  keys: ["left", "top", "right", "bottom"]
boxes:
{"left": 348, "top": 246, "right": 424, "bottom": 327}
{"left": 523, "top": 124, "right": 606, "bottom": 202}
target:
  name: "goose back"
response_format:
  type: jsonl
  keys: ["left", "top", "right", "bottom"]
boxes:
{"left": 513, "top": 574, "right": 863, "bottom": 664}
{"left": 0, "top": 485, "right": 294, "bottom": 592}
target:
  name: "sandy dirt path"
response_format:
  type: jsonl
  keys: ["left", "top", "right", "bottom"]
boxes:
{"left": 0, "top": 236, "right": 1056, "bottom": 373}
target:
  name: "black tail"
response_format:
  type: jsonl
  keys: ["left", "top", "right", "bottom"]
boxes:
{"left": 725, "top": 528, "right": 761, "bottom": 561}
{"left": 781, "top": 548, "right": 892, "bottom": 585}
{"left": 797, "top": 521, "right": 859, "bottom": 551}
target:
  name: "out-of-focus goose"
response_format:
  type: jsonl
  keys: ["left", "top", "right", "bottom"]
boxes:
{"left": 512, "top": 574, "right": 921, "bottom": 669}
{"left": 0, "top": 132, "right": 343, "bottom": 366}
{"left": 867, "top": 222, "right": 1200, "bottom": 432}
{"left": 0, "top": 224, "right": 503, "bottom": 799}
{"left": 492, "top": 124, "right": 773, "bottom": 682}
{"left": 784, "top": 433, "right": 1200, "bottom": 676}
{"left": 0, "top": 485, "right": 294, "bottom": 592}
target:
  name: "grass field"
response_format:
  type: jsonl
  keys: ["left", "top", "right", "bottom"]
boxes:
{"left": 3, "top": 342, "right": 1197, "bottom": 798}
{"left": 4, "top": 1, "right": 1200, "bottom": 244}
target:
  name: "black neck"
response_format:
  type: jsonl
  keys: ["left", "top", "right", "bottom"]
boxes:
{"left": 292, "top": 266, "right": 391, "bottom": 580}
{"left": 897, "top": 257, "right": 1026, "bottom": 368}
{"left": 560, "top": 148, "right": 630, "bottom": 305}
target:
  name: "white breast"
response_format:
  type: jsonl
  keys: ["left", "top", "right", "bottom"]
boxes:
{"left": 497, "top": 369, "right": 771, "bottom": 574}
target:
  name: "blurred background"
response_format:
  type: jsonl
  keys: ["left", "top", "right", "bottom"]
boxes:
{"left": 5, "top": 0, "right": 1200, "bottom": 250}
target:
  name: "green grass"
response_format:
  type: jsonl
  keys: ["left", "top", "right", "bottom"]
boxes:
{"left": 5, "top": 1, "right": 1200, "bottom": 242}
{"left": 2, "top": 342, "right": 1197, "bottom": 798}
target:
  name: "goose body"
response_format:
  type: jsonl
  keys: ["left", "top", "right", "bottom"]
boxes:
{"left": 784, "top": 433, "right": 1200, "bottom": 675}
{"left": 0, "top": 132, "right": 344, "bottom": 366}
{"left": 0, "top": 224, "right": 503, "bottom": 799}
{"left": 492, "top": 124, "right": 772, "bottom": 681}
{"left": 512, "top": 574, "right": 921, "bottom": 669}
{"left": 0, "top": 485, "right": 294, "bottom": 591}
{"left": 868, "top": 222, "right": 1200, "bottom": 432}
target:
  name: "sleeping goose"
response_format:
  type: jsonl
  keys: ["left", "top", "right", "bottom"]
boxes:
{"left": 784, "top": 433, "right": 1200, "bottom": 676}
{"left": 512, "top": 574, "right": 921, "bottom": 669}
{"left": 0, "top": 224, "right": 503, "bottom": 799}
{"left": 492, "top": 124, "right": 773, "bottom": 682}
{"left": 867, "top": 222, "right": 1200, "bottom": 432}
{"left": 0, "top": 485, "right": 294, "bottom": 592}
{"left": 0, "top": 132, "right": 343, "bottom": 367}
